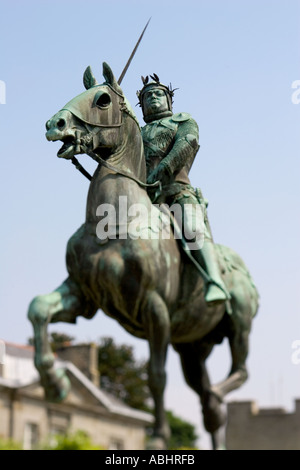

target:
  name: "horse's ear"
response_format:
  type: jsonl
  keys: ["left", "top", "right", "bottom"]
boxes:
{"left": 102, "top": 62, "right": 123, "bottom": 94}
{"left": 83, "top": 66, "right": 98, "bottom": 90}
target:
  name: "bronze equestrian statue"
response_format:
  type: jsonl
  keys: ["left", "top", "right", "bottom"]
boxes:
{"left": 28, "top": 62, "right": 259, "bottom": 450}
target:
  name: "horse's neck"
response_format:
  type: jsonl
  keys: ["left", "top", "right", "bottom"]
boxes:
{"left": 85, "top": 118, "right": 148, "bottom": 223}
{"left": 85, "top": 170, "right": 149, "bottom": 224}
{"left": 108, "top": 121, "right": 146, "bottom": 181}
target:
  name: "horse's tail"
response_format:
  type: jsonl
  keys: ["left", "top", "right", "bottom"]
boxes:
{"left": 215, "top": 243, "right": 260, "bottom": 318}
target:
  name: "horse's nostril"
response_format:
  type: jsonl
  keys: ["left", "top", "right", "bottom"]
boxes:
{"left": 45, "top": 120, "right": 51, "bottom": 130}
{"left": 57, "top": 118, "right": 66, "bottom": 129}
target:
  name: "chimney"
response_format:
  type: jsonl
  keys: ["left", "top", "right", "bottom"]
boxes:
{"left": 56, "top": 343, "right": 100, "bottom": 387}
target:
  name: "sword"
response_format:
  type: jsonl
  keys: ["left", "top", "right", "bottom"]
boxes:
{"left": 118, "top": 17, "right": 151, "bottom": 85}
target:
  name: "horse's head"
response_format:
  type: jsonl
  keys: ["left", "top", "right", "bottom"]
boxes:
{"left": 45, "top": 62, "right": 139, "bottom": 160}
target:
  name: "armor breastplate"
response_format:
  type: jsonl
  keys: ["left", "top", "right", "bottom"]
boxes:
{"left": 141, "top": 117, "right": 178, "bottom": 172}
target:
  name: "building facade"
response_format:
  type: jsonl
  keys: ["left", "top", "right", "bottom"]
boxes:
{"left": 226, "top": 399, "right": 300, "bottom": 450}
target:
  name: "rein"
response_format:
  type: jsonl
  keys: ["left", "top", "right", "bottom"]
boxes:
{"left": 84, "top": 145, "right": 161, "bottom": 190}
{"left": 71, "top": 145, "right": 161, "bottom": 193}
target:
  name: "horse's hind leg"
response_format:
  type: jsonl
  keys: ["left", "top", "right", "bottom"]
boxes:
{"left": 174, "top": 340, "right": 227, "bottom": 450}
{"left": 28, "top": 277, "right": 96, "bottom": 402}
{"left": 210, "top": 306, "right": 252, "bottom": 402}
{"left": 141, "top": 291, "right": 170, "bottom": 450}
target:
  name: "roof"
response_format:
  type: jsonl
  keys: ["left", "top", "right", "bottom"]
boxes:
{"left": 5, "top": 342, "right": 35, "bottom": 359}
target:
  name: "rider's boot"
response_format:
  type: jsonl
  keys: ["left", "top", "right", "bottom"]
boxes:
{"left": 192, "top": 241, "right": 231, "bottom": 304}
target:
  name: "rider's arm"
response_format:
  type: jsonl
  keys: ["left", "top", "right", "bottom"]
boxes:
{"left": 161, "top": 118, "right": 199, "bottom": 177}
{"left": 147, "top": 118, "right": 199, "bottom": 185}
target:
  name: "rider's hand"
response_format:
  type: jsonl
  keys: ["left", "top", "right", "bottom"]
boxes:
{"left": 147, "top": 162, "right": 171, "bottom": 186}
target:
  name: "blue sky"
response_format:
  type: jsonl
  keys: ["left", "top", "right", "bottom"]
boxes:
{"left": 0, "top": 0, "right": 299, "bottom": 449}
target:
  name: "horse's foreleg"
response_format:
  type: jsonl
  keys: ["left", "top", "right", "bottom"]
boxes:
{"left": 142, "top": 291, "right": 170, "bottom": 450}
{"left": 28, "top": 278, "right": 95, "bottom": 402}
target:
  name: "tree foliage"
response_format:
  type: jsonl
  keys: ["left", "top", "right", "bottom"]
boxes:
{"left": 49, "top": 332, "right": 75, "bottom": 351}
{"left": 0, "top": 437, "right": 22, "bottom": 450}
{"left": 97, "top": 337, "right": 151, "bottom": 412}
{"left": 41, "top": 430, "right": 104, "bottom": 450}
{"left": 166, "top": 410, "right": 198, "bottom": 449}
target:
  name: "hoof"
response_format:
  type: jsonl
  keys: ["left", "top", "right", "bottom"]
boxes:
{"left": 41, "top": 368, "right": 71, "bottom": 403}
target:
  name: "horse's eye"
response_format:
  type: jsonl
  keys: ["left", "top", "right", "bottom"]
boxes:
{"left": 95, "top": 92, "right": 111, "bottom": 109}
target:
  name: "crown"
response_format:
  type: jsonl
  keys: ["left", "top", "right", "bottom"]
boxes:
{"left": 136, "top": 74, "right": 177, "bottom": 107}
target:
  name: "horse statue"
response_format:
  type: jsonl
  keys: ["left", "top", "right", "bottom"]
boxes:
{"left": 28, "top": 62, "right": 259, "bottom": 450}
